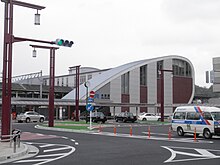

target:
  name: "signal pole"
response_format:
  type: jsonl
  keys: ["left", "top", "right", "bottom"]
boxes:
{"left": 30, "top": 44, "right": 59, "bottom": 127}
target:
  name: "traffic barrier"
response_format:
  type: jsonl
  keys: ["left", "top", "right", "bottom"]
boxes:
{"left": 130, "top": 125, "right": 132, "bottom": 136}
{"left": 114, "top": 126, "right": 116, "bottom": 135}
{"left": 148, "top": 126, "right": 151, "bottom": 139}
{"left": 168, "top": 127, "right": 171, "bottom": 140}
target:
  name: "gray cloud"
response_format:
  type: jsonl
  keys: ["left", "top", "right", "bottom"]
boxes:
{"left": 162, "top": 0, "right": 220, "bottom": 22}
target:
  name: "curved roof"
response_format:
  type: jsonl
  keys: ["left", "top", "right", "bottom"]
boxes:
{"left": 62, "top": 55, "right": 195, "bottom": 103}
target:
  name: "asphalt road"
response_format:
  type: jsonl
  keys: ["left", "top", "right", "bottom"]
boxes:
{"left": 6, "top": 121, "right": 220, "bottom": 165}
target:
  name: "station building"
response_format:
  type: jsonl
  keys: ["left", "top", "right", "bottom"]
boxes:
{"left": 0, "top": 55, "right": 195, "bottom": 118}
{"left": 63, "top": 55, "right": 195, "bottom": 116}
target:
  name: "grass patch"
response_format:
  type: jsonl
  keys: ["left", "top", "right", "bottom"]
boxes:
{"left": 54, "top": 121, "right": 87, "bottom": 125}
{"left": 54, "top": 125, "right": 90, "bottom": 130}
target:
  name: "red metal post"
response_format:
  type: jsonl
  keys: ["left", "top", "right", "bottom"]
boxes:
{"left": 1, "top": 1, "right": 13, "bottom": 138}
{"left": 48, "top": 48, "right": 55, "bottom": 127}
{"left": 75, "top": 66, "right": 80, "bottom": 121}
{"left": 1, "top": 0, "right": 45, "bottom": 138}
{"left": 160, "top": 70, "right": 164, "bottom": 122}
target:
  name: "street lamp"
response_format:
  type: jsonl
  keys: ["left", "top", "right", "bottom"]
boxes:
{"left": 84, "top": 81, "right": 90, "bottom": 123}
{"left": 35, "top": 10, "right": 40, "bottom": 25}
{"left": 30, "top": 44, "right": 59, "bottom": 127}
{"left": 159, "top": 69, "right": 173, "bottom": 122}
{"left": 1, "top": 0, "right": 45, "bottom": 138}
{"left": 32, "top": 48, "right": 37, "bottom": 58}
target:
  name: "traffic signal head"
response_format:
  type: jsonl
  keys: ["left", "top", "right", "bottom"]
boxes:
{"left": 55, "top": 39, "right": 74, "bottom": 47}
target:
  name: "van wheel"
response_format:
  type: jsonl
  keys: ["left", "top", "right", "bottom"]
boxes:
{"left": 142, "top": 118, "right": 146, "bottom": 121}
{"left": 177, "top": 127, "right": 184, "bottom": 136}
{"left": 203, "top": 128, "right": 212, "bottom": 139}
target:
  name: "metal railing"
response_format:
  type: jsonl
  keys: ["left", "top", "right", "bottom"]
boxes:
{"left": 0, "top": 129, "right": 21, "bottom": 153}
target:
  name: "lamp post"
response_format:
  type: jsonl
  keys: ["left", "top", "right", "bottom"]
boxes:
{"left": 84, "top": 81, "right": 90, "bottom": 123}
{"left": 160, "top": 69, "right": 173, "bottom": 122}
{"left": 1, "top": 0, "right": 45, "bottom": 137}
{"left": 30, "top": 44, "right": 59, "bottom": 127}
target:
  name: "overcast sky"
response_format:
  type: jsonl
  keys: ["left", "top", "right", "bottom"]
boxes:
{"left": 1, "top": 0, "right": 220, "bottom": 87}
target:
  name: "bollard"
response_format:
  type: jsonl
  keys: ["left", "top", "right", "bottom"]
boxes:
{"left": 148, "top": 126, "right": 151, "bottom": 139}
{"left": 114, "top": 126, "right": 116, "bottom": 135}
{"left": 13, "top": 135, "right": 17, "bottom": 153}
{"left": 168, "top": 127, "right": 171, "bottom": 140}
{"left": 17, "top": 133, "right": 21, "bottom": 148}
{"left": 130, "top": 125, "right": 132, "bottom": 136}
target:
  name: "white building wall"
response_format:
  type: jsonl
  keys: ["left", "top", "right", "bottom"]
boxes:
{"left": 163, "top": 59, "right": 173, "bottom": 115}
{"left": 129, "top": 68, "right": 140, "bottom": 114}
{"left": 110, "top": 76, "right": 121, "bottom": 115}
{"left": 147, "top": 62, "right": 157, "bottom": 113}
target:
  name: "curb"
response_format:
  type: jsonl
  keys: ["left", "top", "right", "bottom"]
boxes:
{"left": 35, "top": 125, "right": 98, "bottom": 133}
{"left": 0, "top": 143, "right": 28, "bottom": 163}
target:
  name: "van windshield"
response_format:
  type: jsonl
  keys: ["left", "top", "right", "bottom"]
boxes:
{"left": 211, "top": 112, "right": 220, "bottom": 121}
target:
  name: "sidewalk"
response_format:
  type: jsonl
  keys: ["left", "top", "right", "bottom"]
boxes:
{"left": 0, "top": 142, "right": 27, "bottom": 162}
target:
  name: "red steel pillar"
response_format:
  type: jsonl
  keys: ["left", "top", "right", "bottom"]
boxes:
{"left": 49, "top": 48, "right": 55, "bottom": 127}
{"left": 75, "top": 66, "right": 80, "bottom": 121}
{"left": 1, "top": 1, "right": 13, "bottom": 137}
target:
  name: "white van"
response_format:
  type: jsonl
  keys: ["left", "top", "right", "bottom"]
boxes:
{"left": 171, "top": 106, "right": 220, "bottom": 139}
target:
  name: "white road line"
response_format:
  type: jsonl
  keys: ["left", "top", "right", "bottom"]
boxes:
{"left": 195, "top": 149, "right": 216, "bottom": 157}
{"left": 70, "top": 139, "right": 75, "bottom": 142}
{"left": 62, "top": 136, "right": 68, "bottom": 139}
{"left": 14, "top": 159, "right": 49, "bottom": 163}
{"left": 40, "top": 144, "right": 56, "bottom": 148}
{"left": 75, "top": 142, "right": 79, "bottom": 145}
{"left": 44, "top": 146, "right": 71, "bottom": 153}
{"left": 15, "top": 142, "right": 76, "bottom": 165}
{"left": 162, "top": 146, "right": 220, "bottom": 163}
{"left": 36, "top": 153, "right": 65, "bottom": 158}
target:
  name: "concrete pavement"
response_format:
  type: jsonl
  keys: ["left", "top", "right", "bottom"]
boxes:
{"left": 0, "top": 141, "right": 39, "bottom": 164}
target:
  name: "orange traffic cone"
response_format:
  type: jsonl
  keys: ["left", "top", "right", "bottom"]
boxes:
{"left": 130, "top": 125, "right": 132, "bottom": 136}
{"left": 114, "top": 126, "right": 116, "bottom": 135}
{"left": 148, "top": 126, "right": 151, "bottom": 139}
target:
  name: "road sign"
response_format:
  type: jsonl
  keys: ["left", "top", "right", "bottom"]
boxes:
{"left": 88, "top": 97, "right": 94, "bottom": 103}
{"left": 89, "top": 91, "right": 95, "bottom": 98}
{"left": 86, "top": 103, "right": 94, "bottom": 111}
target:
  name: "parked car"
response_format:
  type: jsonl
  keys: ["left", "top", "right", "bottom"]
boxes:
{"left": 115, "top": 112, "right": 137, "bottom": 123}
{"left": 138, "top": 113, "right": 161, "bottom": 121}
{"left": 17, "top": 111, "right": 45, "bottom": 123}
{"left": 85, "top": 112, "right": 107, "bottom": 123}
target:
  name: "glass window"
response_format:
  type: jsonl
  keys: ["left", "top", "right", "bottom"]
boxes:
{"left": 172, "top": 59, "right": 192, "bottom": 77}
{"left": 121, "top": 72, "right": 129, "bottom": 94}
{"left": 140, "top": 65, "right": 147, "bottom": 86}
{"left": 211, "top": 112, "right": 220, "bottom": 120}
{"left": 186, "top": 112, "right": 200, "bottom": 120}
{"left": 203, "top": 112, "right": 213, "bottom": 120}
{"left": 173, "top": 112, "right": 186, "bottom": 119}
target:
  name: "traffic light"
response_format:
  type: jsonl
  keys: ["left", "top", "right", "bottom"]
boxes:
{"left": 55, "top": 39, "right": 74, "bottom": 47}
